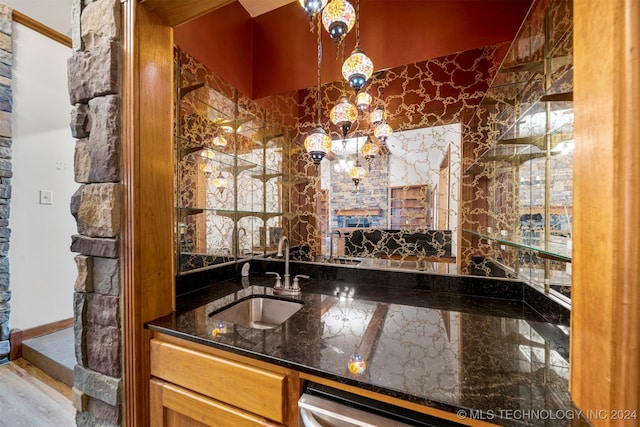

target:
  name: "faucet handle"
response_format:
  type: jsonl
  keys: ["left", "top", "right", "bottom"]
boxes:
{"left": 292, "top": 274, "right": 309, "bottom": 291}
{"left": 266, "top": 272, "right": 282, "bottom": 289}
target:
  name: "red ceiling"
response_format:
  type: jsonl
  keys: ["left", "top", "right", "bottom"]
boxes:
{"left": 174, "top": 0, "right": 533, "bottom": 100}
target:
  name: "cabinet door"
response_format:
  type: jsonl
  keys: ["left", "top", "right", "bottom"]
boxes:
{"left": 150, "top": 379, "right": 284, "bottom": 427}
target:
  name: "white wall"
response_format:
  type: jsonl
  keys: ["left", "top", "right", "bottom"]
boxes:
{"left": 8, "top": 23, "right": 75, "bottom": 330}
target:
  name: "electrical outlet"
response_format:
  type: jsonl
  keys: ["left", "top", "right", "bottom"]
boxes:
{"left": 39, "top": 190, "right": 53, "bottom": 205}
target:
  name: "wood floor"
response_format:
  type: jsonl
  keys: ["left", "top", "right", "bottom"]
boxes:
{"left": 0, "top": 359, "right": 75, "bottom": 426}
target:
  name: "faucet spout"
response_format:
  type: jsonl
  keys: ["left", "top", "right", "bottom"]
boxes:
{"left": 329, "top": 229, "right": 342, "bottom": 261}
{"left": 277, "top": 235, "right": 290, "bottom": 288}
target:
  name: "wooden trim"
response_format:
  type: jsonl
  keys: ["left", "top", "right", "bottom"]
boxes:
{"left": 335, "top": 208, "right": 383, "bottom": 216}
{"left": 121, "top": 1, "right": 175, "bottom": 426}
{"left": 571, "top": 0, "right": 640, "bottom": 421}
{"left": 21, "top": 318, "right": 74, "bottom": 340}
{"left": 11, "top": 10, "right": 71, "bottom": 48}
{"left": 139, "top": 0, "right": 235, "bottom": 27}
{"left": 8, "top": 317, "right": 74, "bottom": 361}
{"left": 8, "top": 329, "right": 22, "bottom": 360}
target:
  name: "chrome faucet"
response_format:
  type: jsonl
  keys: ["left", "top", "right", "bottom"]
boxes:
{"left": 329, "top": 229, "right": 342, "bottom": 261}
{"left": 265, "top": 235, "right": 308, "bottom": 296}
{"left": 277, "top": 235, "right": 291, "bottom": 289}
{"left": 235, "top": 226, "right": 247, "bottom": 256}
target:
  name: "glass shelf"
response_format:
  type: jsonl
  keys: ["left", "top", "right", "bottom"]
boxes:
{"left": 464, "top": 229, "right": 571, "bottom": 262}
{"left": 179, "top": 67, "right": 286, "bottom": 144}
{"left": 177, "top": 207, "right": 285, "bottom": 222}
{"left": 176, "top": 136, "right": 285, "bottom": 177}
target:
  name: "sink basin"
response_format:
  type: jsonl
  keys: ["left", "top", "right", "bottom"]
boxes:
{"left": 209, "top": 296, "right": 303, "bottom": 330}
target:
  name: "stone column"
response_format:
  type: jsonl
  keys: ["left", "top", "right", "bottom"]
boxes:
{"left": 68, "top": 0, "right": 123, "bottom": 425}
{"left": 0, "top": 3, "right": 13, "bottom": 365}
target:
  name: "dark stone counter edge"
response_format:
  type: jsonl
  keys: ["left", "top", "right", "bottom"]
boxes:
{"left": 147, "top": 323, "right": 587, "bottom": 427}
{"left": 175, "top": 259, "right": 570, "bottom": 325}
{"left": 148, "top": 323, "right": 488, "bottom": 425}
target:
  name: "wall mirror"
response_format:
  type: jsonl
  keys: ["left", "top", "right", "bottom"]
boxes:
{"left": 175, "top": 46, "right": 486, "bottom": 276}
{"left": 174, "top": 0, "right": 573, "bottom": 306}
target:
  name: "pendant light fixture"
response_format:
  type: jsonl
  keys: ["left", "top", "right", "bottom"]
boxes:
{"left": 200, "top": 148, "right": 216, "bottom": 160}
{"left": 299, "top": 0, "right": 328, "bottom": 16}
{"left": 199, "top": 163, "right": 215, "bottom": 175}
{"left": 304, "top": 19, "right": 332, "bottom": 165}
{"left": 322, "top": 0, "right": 355, "bottom": 48}
{"left": 349, "top": 136, "right": 367, "bottom": 190}
{"left": 356, "top": 92, "right": 372, "bottom": 111}
{"left": 360, "top": 135, "right": 379, "bottom": 170}
{"left": 213, "top": 135, "right": 227, "bottom": 148}
{"left": 212, "top": 171, "right": 228, "bottom": 195}
{"left": 342, "top": 0, "right": 373, "bottom": 93}
{"left": 369, "top": 106, "right": 386, "bottom": 125}
{"left": 330, "top": 96, "right": 358, "bottom": 140}
{"left": 373, "top": 122, "right": 393, "bottom": 142}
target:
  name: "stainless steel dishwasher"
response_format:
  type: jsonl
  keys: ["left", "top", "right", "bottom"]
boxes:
{"left": 298, "top": 383, "right": 465, "bottom": 427}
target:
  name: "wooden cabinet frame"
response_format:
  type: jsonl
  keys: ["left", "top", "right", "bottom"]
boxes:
{"left": 119, "top": 1, "right": 640, "bottom": 425}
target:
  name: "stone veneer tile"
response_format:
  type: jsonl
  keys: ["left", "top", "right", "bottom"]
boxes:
{"left": 71, "top": 234, "right": 119, "bottom": 258}
{"left": 76, "top": 411, "right": 119, "bottom": 427}
{"left": 67, "top": 41, "right": 119, "bottom": 105}
{"left": 72, "top": 183, "right": 121, "bottom": 237}
{"left": 0, "top": 84, "right": 11, "bottom": 112}
{"left": 74, "top": 292, "right": 87, "bottom": 365}
{"left": 71, "top": 103, "right": 91, "bottom": 139}
{"left": 0, "top": 32, "right": 10, "bottom": 53}
{"left": 86, "top": 323, "right": 120, "bottom": 377}
{"left": 0, "top": 110, "right": 11, "bottom": 138}
{"left": 81, "top": 0, "right": 121, "bottom": 50}
{"left": 75, "top": 255, "right": 94, "bottom": 292}
{"left": 85, "top": 293, "right": 119, "bottom": 327}
{"left": 92, "top": 257, "right": 119, "bottom": 296}
{"left": 87, "top": 95, "right": 120, "bottom": 182}
{"left": 74, "top": 139, "right": 90, "bottom": 183}
{"left": 88, "top": 397, "right": 121, "bottom": 425}
{"left": 74, "top": 364, "right": 121, "bottom": 406}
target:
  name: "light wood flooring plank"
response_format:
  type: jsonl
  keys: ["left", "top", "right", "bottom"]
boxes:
{"left": 0, "top": 359, "right": 75, "bottom": 427}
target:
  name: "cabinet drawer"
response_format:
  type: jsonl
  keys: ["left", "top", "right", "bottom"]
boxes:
{"left": 151, "top": 379, "right": 283, "bottom": 427}
{"left": 150, "top": 339, "right": 287, "bottom": 423}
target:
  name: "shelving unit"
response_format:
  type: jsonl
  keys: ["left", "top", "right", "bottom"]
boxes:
{"left": 462, "top": 0, "right": 573, "bottom": 301}
{"left": 175, "top": 51, "right": 292, "bottom": 273}
{"left": 389, "top": 185, "right": 431, "bottom": 229}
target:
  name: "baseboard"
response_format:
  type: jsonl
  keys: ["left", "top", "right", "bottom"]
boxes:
{"left": 8, "top": 318, "right": 74, "bottom": 361}
{"left": 9, "top": 329, "right": 22, "bottom": 361}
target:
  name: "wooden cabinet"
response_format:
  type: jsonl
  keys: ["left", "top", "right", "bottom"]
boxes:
{"left": 149, "top": 332, "right": 490, "bottom": 427}
{"left": 150, "top": 334, "right": 299, "bottom": 426}
{"left": 389, "top": 185, "right": 431, "bottom": 229}
{"left": 150, "top": 379, "right": 282, "bottom": 427}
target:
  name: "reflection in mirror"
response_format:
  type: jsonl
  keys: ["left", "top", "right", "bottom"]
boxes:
{"left": 175, "top": 4, "right": 573, "bottom": 307}
{"left": 460, "top": 0, "right": 573, "bottom": 303}
{"left": 175, "top": 44, "right": 508, "bottom": 275}
{"left": 318, "top": 124, "right": 461, "bottom": 273}
{"left": 175, "top": 49, "right": 287, "bottom": 273}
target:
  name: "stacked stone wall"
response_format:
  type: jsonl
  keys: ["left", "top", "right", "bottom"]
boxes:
{"left": 68, "top": 0, "right": 123, "bottom": 425}
{"left": 0, "top": 3, "right": 12, "bottom": 365}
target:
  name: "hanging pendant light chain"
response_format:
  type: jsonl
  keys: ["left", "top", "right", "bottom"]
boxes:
{"left": 316, "top": 17, "right": 323, "bottom": 126}
{"left": 355, "top": 0, "right": 360, "bottom": 46}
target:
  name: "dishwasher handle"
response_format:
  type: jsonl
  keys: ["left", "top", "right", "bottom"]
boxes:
{"left": 299, "top": 407, "right": 324, "bottom": 427}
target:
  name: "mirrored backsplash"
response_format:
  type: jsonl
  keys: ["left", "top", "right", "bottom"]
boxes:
{"left": 175, "top": 0, "right": 573, "bottom": 305}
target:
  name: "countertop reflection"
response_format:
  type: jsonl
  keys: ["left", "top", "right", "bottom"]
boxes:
{"left": 148, "top": 275, "right": 581, "bottom": 426}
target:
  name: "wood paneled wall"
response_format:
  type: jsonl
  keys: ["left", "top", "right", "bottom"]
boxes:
{"left": 571, "top": 0, "right": 640, "bottom": 423}
{"left": 122, "top": 1, "right": 175, "bottom": 426}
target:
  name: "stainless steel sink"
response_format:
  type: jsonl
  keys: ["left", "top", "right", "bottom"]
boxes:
{"left": 209, "top": 296, "right": 303, "bottom": 329}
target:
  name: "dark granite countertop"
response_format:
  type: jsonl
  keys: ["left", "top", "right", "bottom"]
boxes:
{"left": 148, "top": 272, "right": 585, "bottom": 427}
